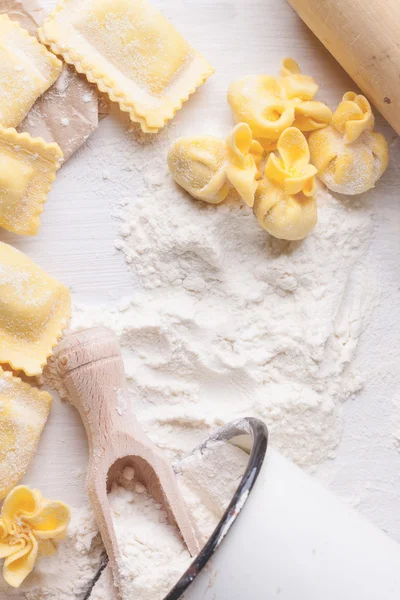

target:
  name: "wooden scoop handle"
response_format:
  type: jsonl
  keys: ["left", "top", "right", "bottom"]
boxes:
{"left": 54, "top": 327, "right": 200, "bottom": 597}
{"left": 56, "top": 327, "right": 147, "bottom": 451}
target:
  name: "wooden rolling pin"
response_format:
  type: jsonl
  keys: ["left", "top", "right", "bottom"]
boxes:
{"left": 287, "top": 0, "right": 400, "bottom": 135}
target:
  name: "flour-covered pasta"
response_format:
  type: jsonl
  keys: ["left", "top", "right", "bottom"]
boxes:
{"left": 0, "top": 243, "right": 71, "bottom": 375}
{"left": 308, "top": 92, "right": 388, "bottom": 194}
{"left": 0, "top": 484, "right": 70, "bottom": 587}
{"left": 168, "top": 123, "right": 263, "bottom": 206}
{"left": 0, "top": 368, "right": 52, "bottom": 502}
{"left": 39, "top": 0, "right": 214, "bottom": 133}
{"left": 0, "top": 126, "right": 62, "bottom": 235}
{"left": 254, "top": 127, "right": 318, "bottom": 240}
{"left": 0, "top": 14, "right": 62, "bottom": 128}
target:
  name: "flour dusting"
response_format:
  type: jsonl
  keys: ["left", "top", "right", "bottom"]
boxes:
{"left": 91, "top": 439, "right": 248, "bottom": 600}
{"left": 6, "top": 117, "right": 377, "bottom": 600}
{"left": 2, "top": 439, "right": 248, "bottom": 600}
{"left": 70, "top": 130, "right": 374, "bottom": 468}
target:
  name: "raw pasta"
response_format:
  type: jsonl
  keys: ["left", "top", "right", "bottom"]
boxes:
{"left": 0, "top": 242, "right": 71, "bottom": 376}
{"left": 39, "top": 0, "right": 214, "bottom": 133}
{"left": 0, "top": 14, "right": 62, "bottom": 128}
{"left": 0, "top": 368, "right": 52, "bottom": 501}
{"left": 228, "top": 58, "right": 332, "bottom": 150}
{"left": 254, "top": 127, "right": 318, "bottom": 240}
{"left": 0, "top": 126, "right": 63, "bottom": 235}
{"left": 168, "top": 123, "right": 263, "bottom": 206}
{"left": 308, "top": 92, "right": 389, "bottom": 195}
{"left": 0, "top": 485, "right": 70, "bottom": 587}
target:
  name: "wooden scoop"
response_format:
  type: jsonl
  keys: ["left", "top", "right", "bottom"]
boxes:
{"left": 54, "top": 327, "right": 200, "bottom": 598}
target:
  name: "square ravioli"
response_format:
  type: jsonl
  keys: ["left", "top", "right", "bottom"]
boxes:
{"left": 0, "top": 367, "right": 52, "bottom": 500}
{"left": 0, "top": 242, "right": 71, "bottom": 376}
{"left": 0, "top": 14, "right": 62, "bottom": 128}
{"left": 0, "top": 126, "right": 63, "bottom": 235}
{"left": 39, "top": 0, "right": 214, "bottom": 133}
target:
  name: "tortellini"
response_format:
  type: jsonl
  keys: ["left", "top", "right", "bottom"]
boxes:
{"left": 168, "top": 123, "right": 263, "bottom": 207}
{"left": 0, "top": 485, "right": 70, "bottom": 587}
{"left": 308, "top": 93, "right": 389, "bottom": 195}
{"left": 228, "top": 58, "right": 332, "bottom": 150}
{"left": 168, "top": 59, "right": 390, "bottom": 244}
{"left": 254, "top": 127, "right": 318, "bottom": 240}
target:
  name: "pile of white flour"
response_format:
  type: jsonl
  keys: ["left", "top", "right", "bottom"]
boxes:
{"left": 71, "top": 138, "right": 373, "bottom": 468}
{"left": 2, "top": 123, "right": 376, "bottom": 599}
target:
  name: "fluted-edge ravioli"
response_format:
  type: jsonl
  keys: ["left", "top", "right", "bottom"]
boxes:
{"left": 0, "top": 243, "right": 71, "bottom": 376}
{"left": 0, "top": 126, "right": 63, "bottom": 236}
{"left": 0, "top": 14, "right": 62, "bottom": 128}
{"left": 39, "top": 0, "right": 214, "bottom": 133}
{"left": 0, "top": 368, "right": 53, "bottom": 501}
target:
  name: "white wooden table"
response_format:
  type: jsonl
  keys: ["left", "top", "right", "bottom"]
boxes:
{"left": 1, "top": 0, "right": 400, "bottom": 597}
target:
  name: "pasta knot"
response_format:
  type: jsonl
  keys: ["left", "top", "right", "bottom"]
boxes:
{"left": 168, "top": 123, "right": 263, "bottom": 207}
{"left": 254, "top": 128, "right": 318, "bottom": 240}
{"left": 308, "top": 93, "right": 389, "bottom": 194}
{"left": 228, "top": 58, "right": 332, "bottom": 149}
{"left": 0, "top": 486, "right": 70, "bottom": 588}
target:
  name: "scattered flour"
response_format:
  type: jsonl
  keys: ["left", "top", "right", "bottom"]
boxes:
{"left": 4, "top": 114, "right": 377, "bottom": 599}
{"left": 71, "top": 150, "right": 374, "bottom": 468}
{"left": 1, "top": 440, "right": 248, "bottom": 600}
{"left": 91, "top": 440, "right": 249, "bottom": 600}
{"left": 115, "top": 389, "right": 128, "bottom": 417}
{"left": 97, "top": 480, "right": 192, "bottom": 600}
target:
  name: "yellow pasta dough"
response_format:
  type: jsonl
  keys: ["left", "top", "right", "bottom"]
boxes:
{"left": 228, "top": 58, "right": 332, "bottom": 150}
{"left": 0, "top": 368, "right": 52, "bottom": 501}
{"left": 254, "top": 127, "right": 318, "bottom": 240}
{"left": 168, "top": 123, "right": 263, "bottom": 207}
{"left": 0, "top": 485, "right": 70, "bottom": 587}
{"left": 308, "top": 92, "right": 389, "bottom": 195}
{"left": 0, "top": 14, "right": 62, "bottom": 128}
{"left": 0, "top": 243, "right": 71, "bottom": 376}
{"left": 39, "top": 0, "right": 214, "bottom": 133}
{"left": 0, "top": 126, "right": 63, "bottom": 235}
